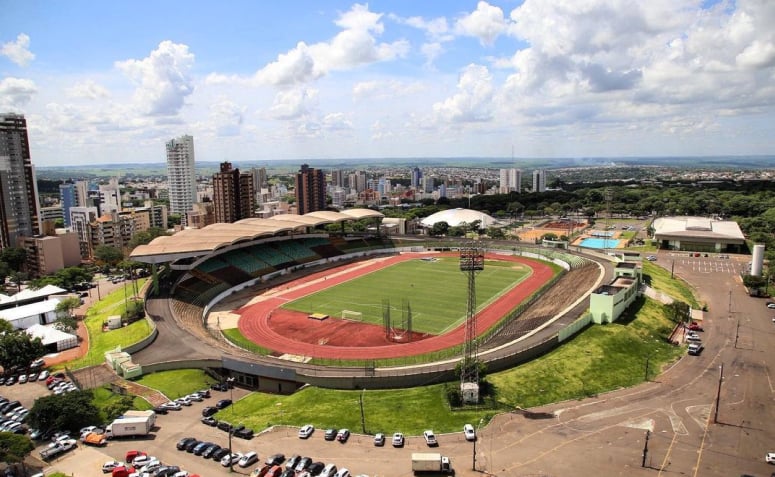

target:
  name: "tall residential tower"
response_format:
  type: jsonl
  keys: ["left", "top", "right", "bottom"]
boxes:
{"left": 0, "top": 113, "right": 40, "bottom": 249}
{"left": 165, "top": 135, "right": 197, "bottom": 226}
{"left": 213, "top": 162, "right": 255, "bottom": 223}
{"left": 295, "top": 164, "right": 326, "bottom": 215}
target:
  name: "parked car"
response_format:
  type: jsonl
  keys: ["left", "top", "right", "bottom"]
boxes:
{"left": 336, "top": 429, "right": 350, "bottom": 443}
{"left": 202, "top": 406, "right": 218, "bottom": 417}
{"left": 176, "top": 437, "right": 196, "bottom": 450}
{"left": 265, "top": 453, "right": 285, "bottom": 466}
{"left": 201, "top": 416, "right": 218, "bottom": 426}
{"left": 160, "top": 401, "right": 182, "bottom": 411}
{"left": 124, "top": 450, "right": 147, "bottom": 463}
{"left": 102, "top": 460, "right": 124, "bottom": 473}
{"left": 239, "top": 451, "right": 259, "bottom": 468}
{"left": 463, "top": 424, "right": 476, "bottom": 441}
{"left": 298, "top": 424, "right": 314, "bottom": 439}
{"left": 307, "top": 462, "right": 325, "bottom": 476}
{"left": 333, "top": 469, "right": 350, "bottom": 477}
{"left": 130, "top": 454, "right": 154, "bottom": 467}
{"left": 295, "top": 457, "right": 313, "bottom": 472}
{"left": 373, "top": 433, "right": 385, "bottom": 446}
{"left": 221, "top": 452, "right": 243, "bottom": 467}
{"left": 392, "top": 432, "right": 404, "bottom": 447}
{"left": 765, "top": 452, "right": 775, "bottom": 463}
{"left": 320, "top": 463, "right": 338, "bottom": 477}
{"left": 688, "top": 343, "right": 703, "bottom": 356}
{"left": 767, "top": 303, "right": 775, "bottom": 309}
{"left": 234, "top": 427, "right": 254, "bottom": 439}
{"left": 423, "top": 430, "right": 437, "bottom": 446}
{"left": 688, "top": 322, "right": 704, "bottom": 331}
{"left": 152, "top": 406, "right": 169, "bottom": 415}
{"left": 175, "top": 396, "right": 192, "bottom": 407}
{"left": 192, "top": 441, "right": 214, "bottom": 456}
{"left": 216, "top": 399, "right": 232, "bottom": 409}
{"left": 324, "top": 428, "right": 337, "bottom": 441}
{"left": 285, "top": 455, "right": 301, "bottom": 470}
{"left": 184, "top": 439, "right": 201, "bottom": 452}
{"left": 686, "top": 332, "right": 702, "bottom": 342}
{"left": 37, "top": 370, "right": 49, "bottom": 381}
{"left": 202, "top": 444, "right": 222, "bottom": 459}
{"left": 211, "top": 447, "right": 230, "bottom": 461}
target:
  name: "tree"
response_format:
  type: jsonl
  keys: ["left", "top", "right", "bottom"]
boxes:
{"left": 0, "top": 247, "right": 27, "bottom": 272}
{"left": 123, "top": 299, "right": 145, "bottom": 323}
{"left": 54, "top": 296, "right": 82, "bottom": 333}
{"left": 0, "top": 432, "right": 34, "bottom": 475}
{"left": 663, "top": 301, "right": 691, "bottom": 324}
{"left": 487, "top": 227, "right": 506, "bottom": 239}
{"left": 0, "top": 330, "right": 46, "bottom": 371}
{"left": 93, "top": 245, "right": 124, "bottom": 267}
{"left": 27, "top": 390, "right": 101, "bottom": 435}
{"left": 9, "top": 271, "right": 27, "bottom": 293}
{"left": 430, "top": 221, "right": 449, "bottom": 237}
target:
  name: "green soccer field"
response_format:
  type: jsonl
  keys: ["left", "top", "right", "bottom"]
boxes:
{"left": 281, "top": 257, "right": 532, "bottom": 334}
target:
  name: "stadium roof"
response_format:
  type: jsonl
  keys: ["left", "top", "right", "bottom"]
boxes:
{"left": 420, "top": 208, "right": 498, "bottom": 229}
{"left": 653, "top": 216, "right": 745, "bottom": 242}
{"left": 130, "top": 209, "right": 384, "bottom": 264}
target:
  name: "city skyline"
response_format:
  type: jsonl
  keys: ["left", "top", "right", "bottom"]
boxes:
{"left": 1, "top": 1, "right": 774, "bottom": 168}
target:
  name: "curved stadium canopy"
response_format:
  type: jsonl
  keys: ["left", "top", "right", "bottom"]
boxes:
{"left": 129, "top": 209, "right": 384, "bottom": 264}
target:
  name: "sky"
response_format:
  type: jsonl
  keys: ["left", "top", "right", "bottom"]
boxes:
{"left": 1, "top": 0, "right": 774, "bottom": 168}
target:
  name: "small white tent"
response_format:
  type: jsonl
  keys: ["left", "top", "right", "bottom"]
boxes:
{"left": 25, "top": 324, "right": 78, "bottom": 352}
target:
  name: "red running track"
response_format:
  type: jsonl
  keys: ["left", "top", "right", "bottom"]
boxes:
{"left": 236, "top": 253, "right": 554, "bottom": 360}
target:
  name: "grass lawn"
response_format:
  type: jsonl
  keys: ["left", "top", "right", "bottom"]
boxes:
{"left": 91, "top": 385, "right": 152, "bottom": 422}
{"left": 134, "top": 369, "right": 217, "bottom": 399}
{"left": 282, "top": 257, "right": 531, "bottom": 334}
{"left": 217, "top": 385, "right": 493, "bottom": 436}
{"left": 641, "top": 261, "right": 700, "bottom": 308}
{"left": 63, "top": 279, "right": 152, "bottom": 371}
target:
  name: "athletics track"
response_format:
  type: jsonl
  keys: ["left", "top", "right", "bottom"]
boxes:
{"left": 236, "top": 253, "right": 554, "bottom": 360}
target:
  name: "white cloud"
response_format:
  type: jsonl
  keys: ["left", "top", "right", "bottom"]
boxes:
{"left": 115, "top": 40, "right": 195, "bottom": 116}
{"left": 268, "top": 88, "right": 318, "bottom": 120}
{"left": 1, "top": 33, "right": 35, "bottom": 67}
{"left": 455, "top": 1, "right": 510, "bottom": 46}
{"left": 66, "top": 80, "right": 111, "bottom": 100}
{"left": 736, "top": 40, "right": 775, "bottom": 68}
{"left": 254, "top": 4, "right": 409, "bottom": 86}
{"left": 0, "top": 77, "right": 37, "bottom": 109}
{"left": 352, "top": 79, "right": 425, "bottom": 101}
{"left": 209, "top": 99, "right": 245, "bottom": 137}
{"left": 433, "top": 64, "right": 494, "bottom": 123}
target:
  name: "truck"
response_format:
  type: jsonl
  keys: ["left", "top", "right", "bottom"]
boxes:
{"left": 121, "top": 409, "right": 157, "bottom": 427}
{"left": 39, "top": 438, "right": 77, "bottom": 460}
{"left": 104, "top": 416, "right": 154, "bottom": 438}
{"left": 81, "top": 431, "right": 108, "bottom": 446}
{"left": 411, "top": 453, "right": 453, "bottom": 474}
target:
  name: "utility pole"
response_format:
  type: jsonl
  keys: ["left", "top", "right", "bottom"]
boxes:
{"left": 641, "top": 429, "right": 650, "bottom": 467}
{"left": 714, "top": 363, "right": 723, "bottom": 423}
{"left": 644, "top": 355, "right": 650, "bottom": 381}
{"left": 359, "top": 388, "right": 366, "bottom": 434}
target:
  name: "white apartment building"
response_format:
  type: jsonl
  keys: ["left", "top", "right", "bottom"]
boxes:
{"left": 499, "top": 168, "right": 522, "bottom": 194}
{"left": 165, "top": 135, "right": 197, "bottom": 226}
{"left": 533, "top": 169, "right": 546, "bottom": 193}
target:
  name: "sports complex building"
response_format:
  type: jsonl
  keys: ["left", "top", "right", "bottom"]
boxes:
{"left": 129, "top": 209, "right": 612, "bottom": 392}
{"left": 652, "top": 216, "right": 746, "bottom": 253}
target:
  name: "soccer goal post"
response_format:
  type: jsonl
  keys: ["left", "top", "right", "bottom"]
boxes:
{"left": 341, "top": 310, "right": 363, "bottom": 321}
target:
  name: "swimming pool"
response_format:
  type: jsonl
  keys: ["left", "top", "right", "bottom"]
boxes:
{"left": 580, "top": 237, "right": 621, "bottom": 249}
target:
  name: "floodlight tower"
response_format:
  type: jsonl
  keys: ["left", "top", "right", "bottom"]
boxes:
{"left": 459, "top": 240, "right": 485, "bottom": 404}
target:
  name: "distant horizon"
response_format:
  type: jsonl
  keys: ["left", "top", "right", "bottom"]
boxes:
{"left": 34, "top": 154, "right": 775, "bottom": 172}
{"left": 2, "top": 2, "right": 774, "bottom": 167}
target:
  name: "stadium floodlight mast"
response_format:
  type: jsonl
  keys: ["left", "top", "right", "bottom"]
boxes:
{"left": 459, "top": 240, "right": 484, "bottom": 404}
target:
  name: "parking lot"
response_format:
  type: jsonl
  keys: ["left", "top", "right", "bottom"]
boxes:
{"left": 6, "top": 380, "right": 478, "bottom": 477}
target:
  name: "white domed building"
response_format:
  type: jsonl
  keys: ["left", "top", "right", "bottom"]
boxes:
{"left": 420, "top": 208, "right": 499, "bottom": 230}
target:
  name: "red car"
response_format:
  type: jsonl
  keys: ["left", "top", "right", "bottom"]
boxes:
{"left": 125, "top": 450, "right": 147, "bottom": 463}
{"left": 688, "top": 322, "right": 703, "bottom": 332}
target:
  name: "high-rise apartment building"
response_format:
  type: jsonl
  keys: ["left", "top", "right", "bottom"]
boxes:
{"left": 499, "top": 168, "right": 522, "bottom": 194}
{"left": 0, "top": 113, "right": 40, "bottom": 249}
{"left": 331, "top": 169, "right": 344, "bottom": 188}
{"left": 165, "top": 135, "right": 196, "bottom": 226}
{"left": 59, "top": 183, "right": 77, "bottom": 227}
{"left": 295, "top": 164, "right": 326, "bottom": 215}
{"left": 411, "top": 167, "right": 421, "bottom": 188}
{"left": 532, "top": 169, "right": 546, "bottom": 193}
{"left": 213, "top": 161, "right": 255, "bottom": 223}
{"left": 99, "top": 177, "right": 121, "bottom": 214}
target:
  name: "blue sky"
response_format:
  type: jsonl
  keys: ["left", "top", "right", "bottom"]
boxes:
{"left": 1, "top": 0, "right": 774, "bottom": 167}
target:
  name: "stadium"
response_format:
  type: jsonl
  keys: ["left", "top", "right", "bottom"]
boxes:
{"left": 129, "top": 209, "right": 605, "bottom": 391}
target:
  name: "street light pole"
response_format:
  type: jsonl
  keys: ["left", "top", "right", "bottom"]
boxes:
{"left": 227, "top": 377, "right": 235, "bottom": 473}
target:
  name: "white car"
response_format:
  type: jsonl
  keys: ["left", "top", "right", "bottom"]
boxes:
{"left": 298, "top": 424, "right": 314, "bottom": 439}
{"left": 646, "top": 255, "right": 657, "bottom": 261}
{"left": 766, "top": 452, "right": 775, "bottom": 463}
{"left": 37, "top": 370, "right": 50, "bottom": 381}
{"left": 102, "top": 461, "right": 124, "bottom": 473}
{"left": 160, "top": 401, "right": 182, "bottom": 411}
{"left": 373, "top": 433, "right": 385, "bottom": 446}
{"left": 686, "top": 332, "right": 701, "bottom": 342}
{"left": 175, "top": 396, "right": 192, "bottom": 406}
{"left": 463, "top": 423, "right": 476, "bottom": 441}
{"left": 767, "top": 303, "right": 775, "bottom": 309}
{"left": 423, "top": 430, "right": 437, "bottom": 446}
{"left": 334, "top": 469, "right": 350, "bottom": 477}
{"left": 221, "top": 452, "right": 243, "bottom": 467}
{"left": 392, "top": 432, "right": 404, "bottom": 447}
